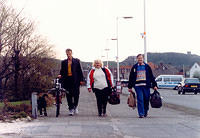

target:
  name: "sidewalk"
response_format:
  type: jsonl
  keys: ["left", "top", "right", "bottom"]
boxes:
{"left": 0, "top": 86, "right": 200, "bottom": 138}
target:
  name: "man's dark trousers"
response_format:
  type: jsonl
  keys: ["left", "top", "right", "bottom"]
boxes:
{"left": 65, "top": 76, "right": 80, "bottom": 110}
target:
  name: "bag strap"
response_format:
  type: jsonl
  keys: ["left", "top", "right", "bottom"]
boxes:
{"left": 154, "top": 90, "right": 160, "bottom": 95}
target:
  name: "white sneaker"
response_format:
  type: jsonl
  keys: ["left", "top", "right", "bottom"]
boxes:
{"left": 74, "top": 107, "right": 78, "bottom": 114}
{"left": 69, "top": 109, "right": 74, "bottom": 116}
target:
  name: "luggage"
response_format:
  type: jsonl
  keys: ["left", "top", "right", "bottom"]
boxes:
{"left": 108, "top": 87, "right": 120, "bottom": 105}
{"left": 150, "top": 90, "right": 162, "bottom": 108}
{"left": 127, "top": 91, "right": 136, "bottom": 109}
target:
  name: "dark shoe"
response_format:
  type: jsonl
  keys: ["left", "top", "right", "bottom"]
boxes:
{"left": 144, "top": 114, "right": 148, "bottom": 117}
{"left": 139, "top": 116, "right": 144, "bottom": 118}
{"left": 44, "top": 113, "right": 47, "bottom": 116}
{"left": 98, "top": 114, "right": 102, "bottom": 117}
{"left": 102, "top": 114, "right": 107, "bottom": 117}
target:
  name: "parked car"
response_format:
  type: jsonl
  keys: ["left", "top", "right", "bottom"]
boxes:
{"left": 155, "top": 75, "right": 184, "bottom": 90}
{"left": 177, "top": 78, "right": 200, "bottom": 95}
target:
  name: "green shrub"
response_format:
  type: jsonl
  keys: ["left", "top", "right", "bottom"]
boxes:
{"left": 18, "top": 111, "right": 28, "bottom": 118}
{"left": 11, "top": 111, "right": 28, "bottom": 119}
{"left": 1, "top": 100, "right": 32, "bottom": 121}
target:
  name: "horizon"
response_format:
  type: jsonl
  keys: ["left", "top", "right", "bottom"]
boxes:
{"left": 54, "top": 51, "right": 199, "bottom": 63}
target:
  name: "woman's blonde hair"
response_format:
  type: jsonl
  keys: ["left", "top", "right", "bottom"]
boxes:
{"left": 92, "top": 59, "right": 103, "bottom": 67}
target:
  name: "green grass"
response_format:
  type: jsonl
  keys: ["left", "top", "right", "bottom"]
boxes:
{"left": 0, "top": 102, "right": 3, "bottom": 109}
{"left": 10, "top": 100, "right": 30, "bottom": 106}
{"left": 0, "top": 100, "right": 30, "bottom": 109}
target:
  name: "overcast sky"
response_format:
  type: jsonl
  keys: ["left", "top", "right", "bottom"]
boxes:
{"left": 7, "top": 0, "right": 200, "bottom": 62}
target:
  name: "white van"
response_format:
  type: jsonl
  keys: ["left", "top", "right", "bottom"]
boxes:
{"left": 155, "top": 75, "right": 184, "bottom": 89}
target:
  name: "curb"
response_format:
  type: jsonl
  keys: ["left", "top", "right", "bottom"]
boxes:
{"left": 163, "top": 102, "right": 200, "bottom": 116}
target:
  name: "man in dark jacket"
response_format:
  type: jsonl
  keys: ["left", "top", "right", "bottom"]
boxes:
{"left": 128, "top": 54, "right": 157, "bottom": 118}
{"left": 58, "top": 49, "right": 84, "bottom": 116}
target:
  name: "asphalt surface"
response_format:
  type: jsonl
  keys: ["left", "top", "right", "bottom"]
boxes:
{"left": 0, "top": 87, "right": 200, "bottom": 138}
{"left": 123, "top": 87, "right": 200, "bottom": 115}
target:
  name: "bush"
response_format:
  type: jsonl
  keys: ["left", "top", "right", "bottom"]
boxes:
{"left": 1, "top": 101, "right": 32, "bottom": 121}
{"left": 0, "top": 114, "right": 4, "bottom": 121}
{"left": 18, "top": 111, "right": 28, "bottom": 118}
{"left": 11, "top": 111, "right": 28, "bottom": 119}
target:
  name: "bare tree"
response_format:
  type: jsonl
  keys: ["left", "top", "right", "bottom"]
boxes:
{"left": 0, "top": 2, "right": 55, "bottom": 101}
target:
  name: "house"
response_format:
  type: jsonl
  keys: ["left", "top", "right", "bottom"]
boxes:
{"left": 189, "top": 62, "right": 200, "bottom": 78}
{"left": 120, "top": 65, "right": 132, "bottom": 79}
{"left": 151, "top": 63, "right": 179, "bottom": 77}
{"left": 108, "top": 66, "right": 132, "bottom": 80}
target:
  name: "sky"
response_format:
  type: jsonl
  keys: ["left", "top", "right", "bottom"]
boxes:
{"left": 5, "top": 0, "right": 200, "bottom": 62}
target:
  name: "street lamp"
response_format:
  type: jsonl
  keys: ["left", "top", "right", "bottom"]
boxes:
{"left": 104, "top": 48, "right": 110, "bottom": 68}
{"left": 101, "top": 55, "right": 105, "bottom": 60}
{"left": 144, "top": 0, "right": 147, "bottom": 63}
{"left": 112, "top": 16, "right": 133, "bottom": 81}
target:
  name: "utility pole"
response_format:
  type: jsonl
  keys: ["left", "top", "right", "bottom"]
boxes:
{"left": 144, "top": 0, "right": 147, "bottom": 63}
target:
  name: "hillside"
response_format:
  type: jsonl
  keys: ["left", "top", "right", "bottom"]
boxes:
{"left": 147, "top": 52, "right": 200, "bottom": 67}
{"left": 53, "top": 52, "right": 200, "bottom": 72}
{"left": 121, "top": 52, "right": 200, "bottom": 69}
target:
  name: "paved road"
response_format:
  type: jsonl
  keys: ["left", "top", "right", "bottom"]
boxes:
{"left": 159, "top": 88, "right": 200, "bottom": 110}
{"left": 0, "top": 87, "right": 200, "bottom": 138}
{"left": 123, "top": 87, "right": 200, "bottom": 113}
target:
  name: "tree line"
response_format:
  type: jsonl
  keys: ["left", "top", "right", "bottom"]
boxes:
{"left": 0, "top": 1, "right": 58, "bottom": 101}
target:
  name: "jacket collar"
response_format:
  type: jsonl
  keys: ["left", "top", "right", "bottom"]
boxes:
{"left": 66, "top": 57, "right": 74, "bottom": 63}
{"left": 137, "top": 62, "right": 145, "bottom": 66}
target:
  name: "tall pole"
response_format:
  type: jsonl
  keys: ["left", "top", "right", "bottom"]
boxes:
{"left": 105, "top": 39, "right": 110, "bottom": 68}
{"left": 107, "top": 52, "right": 109, "bottom": 67}
{"left": 116, "top": 17, "right": 120, "bottom": 81}
{"left": 112, "top": 16, "right": 133, "bottom": 81}
{"left": 144, "top": 0, "right": 147, "bottom": 63}
{"left": 105, "top": 48, "right": 110, "bottom": 67}
{"left": 107, "top": 51, "right": 108, "bottom": 67}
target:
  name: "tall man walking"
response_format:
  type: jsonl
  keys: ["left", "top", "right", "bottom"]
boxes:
{"left": 128, "top": 54, "right": 157, "bottom": 118}
{"left": 58, "top": 49, "right": 84, "bottom": 116}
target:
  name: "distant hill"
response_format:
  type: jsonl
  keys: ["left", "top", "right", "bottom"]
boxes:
{"left": 53, "top": 52, "right": 200, "bottom": 73}
{"left": 120, "top": 52, "right": 200, "bottom": 70}
{"left": 147, "top": 52, "right": 200, "bottom": 68}
{"left": 120, "top": 56, "right": 136, "bottom": 66}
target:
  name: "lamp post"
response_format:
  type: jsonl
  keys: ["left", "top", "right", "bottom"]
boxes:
{"left": 112, "top": 16, "right": 133, "bottom": 81}
{"left": 104, "top": 48, "right": 110, "bottom": 67}
{"left": 144, "top": 0, "right": 147, "bottom": 63}
{"left": 101, "top": 55, "right": 105, "bottom": 60}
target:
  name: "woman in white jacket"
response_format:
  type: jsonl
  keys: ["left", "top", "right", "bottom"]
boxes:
{"left": 87, "top": 59, "right": 113, "bottom": 117}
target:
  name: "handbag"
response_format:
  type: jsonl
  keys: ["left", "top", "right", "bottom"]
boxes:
{"left": 150, "top": 90, "right": 162, "bottom": 108}
{"left": 127, "top": 92, "right": 136, "bottom": 109}
{"left": 108, "top": 87, "right": 120, "bottom": 105}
